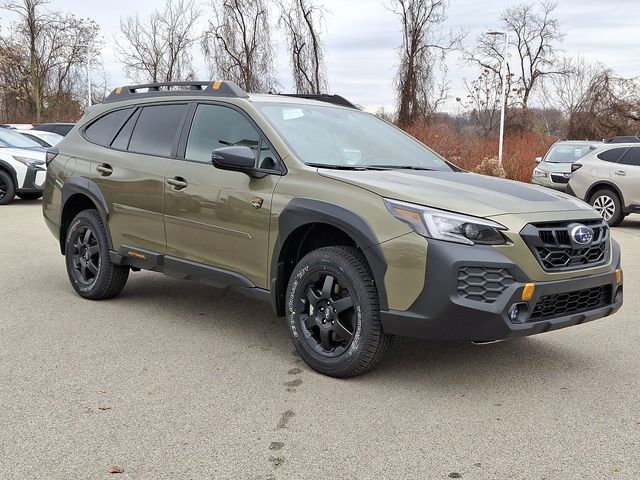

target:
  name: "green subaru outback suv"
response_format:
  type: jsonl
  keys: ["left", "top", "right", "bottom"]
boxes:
{"left": 43, "top": 81, "right": 623, "bottom": 377}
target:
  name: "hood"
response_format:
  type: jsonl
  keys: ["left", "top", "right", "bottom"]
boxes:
{"left": 537, "top": 161, "right": 573, "bottom": 174}
{"left": 318, "top": 169, "right": 594, "bottom": 218}
{"left": 0, "top": 147, "right": 46, "bottom": 161}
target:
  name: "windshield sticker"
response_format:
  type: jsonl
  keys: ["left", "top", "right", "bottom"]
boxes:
{"left": 282, "top": 108, "right": 305, "bottom": 121}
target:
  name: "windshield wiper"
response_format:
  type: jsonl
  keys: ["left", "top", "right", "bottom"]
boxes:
{"left": 307, "top": 163, "right": 368, "bottom": 170}
{"left": 361, "top": 165, "right": 435, "bottom": 171}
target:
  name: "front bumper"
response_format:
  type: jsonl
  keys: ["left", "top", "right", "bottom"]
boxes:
{"left": 531, "top": 175, "right": 568, "bottom": 192}
{"left": 16, "top": 165, "right": 46, "bottom": 194}
{"left": 381, "top": 239, "right": 622, "bottom": 341}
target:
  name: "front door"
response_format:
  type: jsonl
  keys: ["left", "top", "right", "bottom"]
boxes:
{"left": 163, "top": 103, "right": 282, "bottom": 288}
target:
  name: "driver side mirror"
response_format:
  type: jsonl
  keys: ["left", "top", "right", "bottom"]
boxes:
{"left": 535, "top": 156, "right": 543, "bottom": 164}
{"left": 212, "top": 146, "right": 265, "bottom": 178}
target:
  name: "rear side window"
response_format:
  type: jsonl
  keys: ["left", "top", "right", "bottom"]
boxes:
{"left": 111, "top": 109, "right": 140, "bottom": 150}
{"left": 620, "top": 147, "right": 640, "bottom": 166}
{"left": 597, "top": 147, "right": 627, "bottom": 163}
{"left": 85, "top": 109, "right": 134, "bottom": 146}
{"left": 128, "top": 104, "right": 188, "bottom": 157}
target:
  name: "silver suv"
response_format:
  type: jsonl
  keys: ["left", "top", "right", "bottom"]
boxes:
{"left": 568, "top": 143, "right": 640, "bottom": 226}
{"left": 531, "top": 141, "right": 599, "bottom": 191}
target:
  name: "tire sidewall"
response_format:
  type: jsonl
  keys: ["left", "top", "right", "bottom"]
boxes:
{"left": 591, "top": 189, "right": 623, "bottom": 226}
{"left": 286, "top": 250, "right": 376, "bottom": 376}
{"left": 0, "top": 170, "right": 16, "bottom": 205}
{"left": 64, "top": 212, "right": 108, "bottom": 297}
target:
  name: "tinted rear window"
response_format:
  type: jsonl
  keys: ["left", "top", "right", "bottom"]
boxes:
{"left": 85, "top": 109, "right": 133, "bottom": 146}
{"left": 597, "top": 147, "right": 628, "bottom": 163}
{"left": 128, "top": 104, "right": 187, "bottom": 157}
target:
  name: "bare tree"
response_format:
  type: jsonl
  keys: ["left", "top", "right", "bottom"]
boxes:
{"left": 117, "top": 0, "right": 199, "bottom": 84}
{"left": 467, "top": 1, "right": 564, "bottom": 113}
{"left": 390, "top": 0, "right": 463, "bottom": 127}
{"left": 202, "top": 0, "right": 278, "bottom": 93}
{"left": 1, "top": 0, "right": 99, "bottom": 121}
{"left": 278, "top": 0, "right": 327, "bottom": 94}
{"left": 542, "top": 55, "right": 603, "bottom": 117}
{"left": 568, "top": 70, "right": 640, "bottom": 139}
{"left": 457, "top": 69, "right": 503, "bottom": 137}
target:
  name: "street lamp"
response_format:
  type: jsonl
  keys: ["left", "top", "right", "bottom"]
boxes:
{"left": 78, "top": 43, "right": 92, "bottom": 110}
{"left": 486, "top": 31, "right": 508, "bottom": 166}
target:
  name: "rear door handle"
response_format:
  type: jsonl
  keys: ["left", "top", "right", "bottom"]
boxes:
{"left": 614, "top": 170, "right": 627, "bottom": 176}
{"left": 96, "top": 164, "right": 113, "bottom": 176}
{"left": 166, "top": 177, "right": 188, "bottom": 190}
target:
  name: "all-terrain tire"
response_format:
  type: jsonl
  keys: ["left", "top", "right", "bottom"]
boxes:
{"left": 65, "top": 209, "right": 129, "bottom": 300}
{"left": 286, "top": 246, "right": 393, "bottom": 378}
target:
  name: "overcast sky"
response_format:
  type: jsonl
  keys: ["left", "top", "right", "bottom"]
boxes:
{"left": 2, "top": 0, "right": 639, "bottom": 112}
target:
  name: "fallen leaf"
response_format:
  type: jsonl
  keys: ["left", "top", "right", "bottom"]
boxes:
{"left": 98, "top": 406, "right": 111, "bottom": 411}
{"left": 108, "top": 466, "right": 124, "bottom": 474}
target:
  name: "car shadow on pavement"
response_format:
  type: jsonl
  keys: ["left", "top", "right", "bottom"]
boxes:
{"left": 113, "top": 272, "right": 598, "bottom": 391}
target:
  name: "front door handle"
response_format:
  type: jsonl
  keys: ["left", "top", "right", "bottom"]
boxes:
{"left": 166, "top": 177, "right": 188, "bottom": 190}
{"left": 614, "top": 170, "right": 627, "bottom": 176}
{"left": 96, "top": 164, "right": 113, "bottom": 176}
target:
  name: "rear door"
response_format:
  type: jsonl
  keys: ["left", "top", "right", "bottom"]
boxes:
{"left": 163, "top": 103, "right": 282, "bottom": 288}
{"left": 88, "top": 103, "right": 189, "bottom": 253}
{"left": 615, "top": 146, "right": 640, "bottom": 207}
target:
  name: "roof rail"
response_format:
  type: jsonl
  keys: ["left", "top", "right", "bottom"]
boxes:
{"left": 104, "top": 80, "right": 249, "bottom": 103}
{"left": 277, "top": 93, "right": 359, "bottom": 109}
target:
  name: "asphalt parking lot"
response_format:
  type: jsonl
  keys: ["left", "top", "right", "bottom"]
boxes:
{"left": 1, "top": 201, "right": 639, "bottom": 480}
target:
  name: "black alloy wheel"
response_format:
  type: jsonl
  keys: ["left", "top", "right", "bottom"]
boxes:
{"left": 299, "top": 271, "right": 356, "bottom": 357}
{"left": 69, "top": 225, "right": 101, "bottom": 286}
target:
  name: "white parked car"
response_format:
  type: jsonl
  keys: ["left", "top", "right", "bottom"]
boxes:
{"left": 19, "top": 129, "right": 64, "bottom": 147}
{"left": 0, "top": 147, "right": 47, "bottom": 204}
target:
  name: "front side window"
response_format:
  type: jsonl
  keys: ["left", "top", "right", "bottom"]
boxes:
{"left": 185, "top": 104, "right": 276, "bottom": 168}
{"left": 128, "top": 104, "right": 188, "bottom": 157}
{"left": 255, "top": 102, "right": 454, "bottom": 171}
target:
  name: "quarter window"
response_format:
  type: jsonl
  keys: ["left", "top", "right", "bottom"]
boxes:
{"left": 128, "top": 104, "right": 188, "bottom": 157}
{"left": 85, "top": 108, "right": 134, "bottom": 146}
{"left": 597, "top": 147, "right": 627, "bottom": 163}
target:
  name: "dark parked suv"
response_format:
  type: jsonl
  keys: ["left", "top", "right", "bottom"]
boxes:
{"left": 42, "top": 81, "right": 623, "bottom": 377}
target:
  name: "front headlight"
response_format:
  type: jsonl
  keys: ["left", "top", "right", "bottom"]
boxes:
{"left": 533, "top": 168, "right": 547, "bottom": 178}
{"left": 13, "top": 156, "right": 45, "bottom": 168}
{"left": 384, "top": 198, "right": 508, "bottom": 245}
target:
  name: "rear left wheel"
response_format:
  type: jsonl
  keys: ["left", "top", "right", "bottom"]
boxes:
{"left": 65, "top": 209, "right": 129, "bottom": 300}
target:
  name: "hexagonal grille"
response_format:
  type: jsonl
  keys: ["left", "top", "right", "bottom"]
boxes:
{"left": 530, "top": 285, "right": 611, "bottom": 321}
{"left": 457, "top": 267, "right": 515, "bottom": 303}
{"left": 521, "top": 220, "right": 609, "bottom": 271}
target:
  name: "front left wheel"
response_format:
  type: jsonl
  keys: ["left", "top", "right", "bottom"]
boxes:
{"left": 0, "top": 170, "right": 16, "bottom": 205}
{"left": 286, "top": 246, "right": 393, "bottom": 378}
{"left": 65, "top": 209, "right": 129, "bottom": 300}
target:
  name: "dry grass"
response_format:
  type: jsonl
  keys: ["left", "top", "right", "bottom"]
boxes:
{"left": 405, "top": 123, "right": 557, "bottom": 182}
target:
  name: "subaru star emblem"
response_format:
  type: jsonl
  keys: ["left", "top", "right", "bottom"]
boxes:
{"left": 571, "top": 225, "right": 593, "bottom": 245}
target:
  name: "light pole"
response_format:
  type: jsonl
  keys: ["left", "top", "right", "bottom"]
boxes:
{"left": 487, "top": 31, "right": 508, "bottom": 166}
{"left": 78, "top": 43, "right": 92, "bottom": 110}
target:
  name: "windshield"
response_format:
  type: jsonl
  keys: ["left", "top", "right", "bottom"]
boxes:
{"left": 0, "top": 128, "right": 42, "bottom": 148}
{"left": 545, "top": 144, "right": 594, "bottom": 163}
{"left": 256, "top": 103, "right": 453, "bottom": 171}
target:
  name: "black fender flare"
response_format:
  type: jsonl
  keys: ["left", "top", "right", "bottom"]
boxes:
{"left": 271, "top": 198, "right": 388, "bottom": 315}
{"left": 0, "top": 159, "right": 18, "bottom": 188}
{"left": 61, "top": 177, "right": 113, "bottom": 249}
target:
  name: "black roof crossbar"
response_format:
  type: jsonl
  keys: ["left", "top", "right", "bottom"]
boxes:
{"left": 104, "top": 80, "right": 249, "bottom": 103}
{"left": 278, "top": 93, "right": 359, "bottom": 109}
